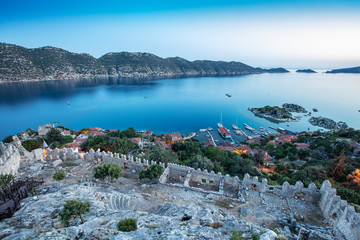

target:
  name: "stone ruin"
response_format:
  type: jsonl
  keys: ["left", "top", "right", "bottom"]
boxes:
{"left": 1, "top": 144, "right": 359, "bottom": 239}
{"left": 0, "top": 142, "right": 21, "bottom": 175}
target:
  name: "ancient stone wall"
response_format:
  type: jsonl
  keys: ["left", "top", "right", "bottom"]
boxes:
{"left": 0, "top": 142, "right": 21, "bottom": 174}
{"left": 319, "top": 180, "right": 360, "bottom": 240}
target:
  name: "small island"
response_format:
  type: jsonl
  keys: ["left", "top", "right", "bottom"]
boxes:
{"left": 248, "top": 105, "right": 300, "bottom": 122}
{"left": 308, "top": 116, "right": 348, "bottom": 130}
{"left": 266, "top": 68, "right": 289, "bottom": 73}
{"left": 296, "top": 69, "right": 317, "bottom": 73}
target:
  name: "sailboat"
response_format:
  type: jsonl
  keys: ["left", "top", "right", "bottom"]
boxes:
{"left": 232, "top": 117, "right": 239, "bottom": 130}
{"left": 217, "top": 113, "right": 223, "bottom": 128}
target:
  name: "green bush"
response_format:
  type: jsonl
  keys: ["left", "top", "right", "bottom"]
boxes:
{"left": 139, "top": 165, "right": 163, "bottom": 180}
{"left": 337, "top": 187, "right": 360, "bottom": 205}
{"left": 93, "top": 163, "right": 122, "bottom": 180}
{"left": 2, "top": 135, "right": 13, "bottom": 143}
{"left": 53, "top": 170, "right": 66, "bottom": 181}
{"left": 117, "top": 218, "right": 137, "bottom": 232}
{"left": 22, "top": 139, "right": 42, "bottom": 152}
{"left": 230, "top": 230, "right": 245, "bottom": 240}
{"left": 59, "top": 200, "right": 91, "bottom": 227}
{"left": 62, "top": 135, "right": 74, "bottom": 143}
{"left": 46, "top": 128, "right": 63, "bottom": 144}
{"left": 0, "top": 173, "right": 15, "bottom": 189}
{"left": 252, "top": 233, "right": 260, "bottom": 240}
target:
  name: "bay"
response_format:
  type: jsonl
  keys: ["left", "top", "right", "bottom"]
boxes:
{"left": 0, "top": 70, "right": 359, "bottom": 139}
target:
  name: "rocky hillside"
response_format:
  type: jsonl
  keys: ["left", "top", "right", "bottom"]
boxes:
{"left": 0, "top": 43, "right": 287, "bottom": 81}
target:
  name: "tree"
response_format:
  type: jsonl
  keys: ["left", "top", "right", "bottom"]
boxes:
{"left": 22, "top": 139, "right": 42, "bottom": 151}
{"left": 139, "top": 165, "right": 163, "bottom": 180}
{"left": 53, "top": 170, "right": 66, "bottom": 181}
{"left": 59, "top": 200, "right": 91, "bottom": 227}
{"left": 117, "top": 218, "right": 137, "bottom": 232}
{"left": 2, "top": 135, "right": 13, "bottom": 143}
{"left": 185, "top": 155, "right": 214, "bottom": 171}
{"left": 146, "top": 145, "right": 178, "bottom": 164}
{"left": 46, "top": 128, "right": 63, "bottom": 145}
{"left": 93, "top": 163, "right": 122, "bottom": 180}
{"left": 62, "top": 135, "right": 74, "bottom": 143}
{"left": 348, "top": 169, "right": 360, "bottom": 189}
{"left": 0, "top": 173, "right": 15, "bottom": 189}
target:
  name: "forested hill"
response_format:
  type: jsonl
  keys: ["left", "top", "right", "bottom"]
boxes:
{"left": 0, "top": 43, "right": 288, "bottom": 82}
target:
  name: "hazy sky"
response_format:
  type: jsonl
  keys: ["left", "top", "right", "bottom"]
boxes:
{"left": 1, "top": 0, "right": 360, "bottom": 68}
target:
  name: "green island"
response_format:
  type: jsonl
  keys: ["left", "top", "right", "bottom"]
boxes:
{"left": 248, "top": 105, "right": 301, "bottom": 122}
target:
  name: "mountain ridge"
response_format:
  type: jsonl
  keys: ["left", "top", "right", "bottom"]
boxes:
{"left": 0, "top": 42, "right": 289, "bottom": 82}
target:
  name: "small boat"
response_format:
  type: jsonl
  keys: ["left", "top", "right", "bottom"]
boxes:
{"left": 68, "top": 101, "right": 70, "bottom": 106}
{"left": 244, "top": 123, "right": 255, "bottom": 132}
{"left": 199, "top": 129, "right": 207, "bottom": 132}
{"left": 218, "top": 113, "right": 224, "bottom": 128}
{"left": 207, "top": 127, "right": 213, "bottom": 131}
{"left": 260, "top": 127, "right": 266, "bottom": 132}
{"left": 225, "top": 94, "right": 232, "bottom": 97}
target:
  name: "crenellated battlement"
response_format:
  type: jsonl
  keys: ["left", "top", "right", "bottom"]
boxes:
{"left": 42, "top": 148, "right": 360, "bottom": 239}
{"left": 0, "top": 141, "right": 21, "bottom": 174}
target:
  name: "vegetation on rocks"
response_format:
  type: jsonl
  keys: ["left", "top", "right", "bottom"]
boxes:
{"left": 93, "top": 163, "right": 122, "bottom": 180}
{"left": 0, "top": 173, "right": 15, "bottom": 189}
{"left": 59, "top": 200, "right": 91, "bottom": 227}
{"left": 2, "top": 135, "right": 13, "bottom": 143}
{"left": 139, "top": 165, "right": 163, "bottom": 180}
{"left": 22, "top": 139, "right": 42, "bottom": 151}
{"left": 53, "top": 170, "right": 66, "bottom": 181}
{"left": 117, "top": 218, "right": 137, "bottom": 232}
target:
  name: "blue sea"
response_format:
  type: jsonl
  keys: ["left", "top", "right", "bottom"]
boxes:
{"left": 0, "top": 70, "right": 359, "bottom": 139}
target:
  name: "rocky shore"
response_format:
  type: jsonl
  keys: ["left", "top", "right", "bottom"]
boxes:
{"left": 308, "top": 116, "right": 349, "bottom": 130}
{"left": 249, "top": 105, "right": 301, "bottom": 122}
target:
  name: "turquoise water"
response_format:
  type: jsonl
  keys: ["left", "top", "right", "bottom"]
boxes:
{"left": 0, "top": 71, "right": 359, "bottom": 139}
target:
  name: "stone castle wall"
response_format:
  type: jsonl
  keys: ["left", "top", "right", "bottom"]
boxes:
{"left": 42, "top": 148, "right": 360, "bottom": 240}
{"left": 0, "top": 142, "right": 21, "bottom": 174}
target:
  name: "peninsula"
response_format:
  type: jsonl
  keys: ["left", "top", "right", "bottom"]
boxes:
{"left": 0, "top": 43, "right": 288, "bottom": 82}
{"left": 326, "top": 66, "right": 360, "bottom": 74}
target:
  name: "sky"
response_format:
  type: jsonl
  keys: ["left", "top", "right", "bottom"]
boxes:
{"left": 0, "top": 0, "right": 360, "bottom": 68}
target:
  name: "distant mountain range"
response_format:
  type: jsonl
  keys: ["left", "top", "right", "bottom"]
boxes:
{"left": 326, "top": 66, "right": 360, "bottom": 74}
{"left": 0, "top": 43, "right": 289, "bottom": 82}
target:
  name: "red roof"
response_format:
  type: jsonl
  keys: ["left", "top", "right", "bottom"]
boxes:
{"left": 294, "top": 143, "right": 310, "bottom": 150}
{"left": 63, "top": 130, "right": 71, "bottom": 135}
{"left": 218, "top": 127, "right": 231, "bottom": 136}
{"left": 163, "top": 133, "right": 182, "bottom": 141}
{"left": 89, "top": 127, "right": 102, "bottom": 131}
{"left": 130, "top": 138, "right": 141, "bottom": 144}
{"left": 158, "top": 141, "right": 170, "bottom": 149}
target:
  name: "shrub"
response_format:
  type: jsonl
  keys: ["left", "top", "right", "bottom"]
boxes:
{"left": 117, "top": 218, "right": 137, "bottom": 232}
{"left": 59, "top": 200, "right": 91, "bottom": 227}
{"left": 230, "top": 230, "right": 245, "bottom": 240}
{"left": 2, "top": 135, "right": 13, "bottom": 143}
{"left": 62, "top": 135, "right": 74, "bottom": 143}
{"left": 22, "top": 139, "right": 42, "bottom": 151}
{"left": 53, "top": 170, "right": 66, "bottom": 181}
{"left": 139, "top": 165, "right": 163, "bottom": 180}
{"left": 0, "top": 173, "right": 15, "bottom": 189}
{"left": 252, "top": 233, "right": 260, "bottom": 240}
{"left": 46, "top": 128, "right": 63, "bottom": 144}
{"left": 207, "top": 222, "right": 223, "bottom": 228}
{"left": 93, "top": 163, "right": 122, "bottom": 180}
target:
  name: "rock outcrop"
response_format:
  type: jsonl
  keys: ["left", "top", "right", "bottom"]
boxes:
{"left": 282, "top": 103, "right": 307, "bottom": 113}
{"left": 308, "top": 116, "right": 349, "bottom": 130}
{"left": 0, "top": 43, "right": 288, "bottom": 82}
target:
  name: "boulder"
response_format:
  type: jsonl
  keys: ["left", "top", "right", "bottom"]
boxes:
{"left": 260, "top": 230, "right": 277, "bottom": 240}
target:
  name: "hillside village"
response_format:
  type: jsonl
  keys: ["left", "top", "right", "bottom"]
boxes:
{"left": 1, "top": 124, "right": 360, "bottom": 239}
